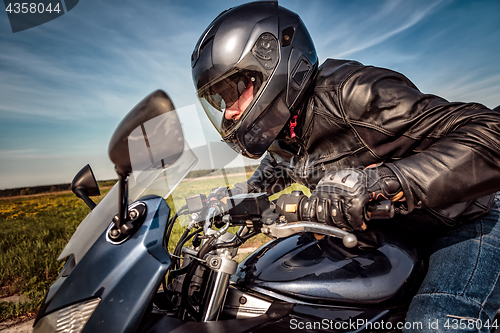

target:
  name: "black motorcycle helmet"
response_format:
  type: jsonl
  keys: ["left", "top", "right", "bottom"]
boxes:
{"left": 191, "top": 1, "right": 318, "bottom": 159}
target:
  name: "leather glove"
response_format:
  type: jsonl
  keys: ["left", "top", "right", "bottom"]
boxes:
{"left": 208, "top": 186, "right": 230, "bottom": 201}
{"left": 304, "top": 166, "right": 402, "bottom": 231}
{"left": 208, "top": 183, "right": 248, "bottom": 201}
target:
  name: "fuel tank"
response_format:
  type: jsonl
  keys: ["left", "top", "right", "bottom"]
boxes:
{"left": 234, "top": 230, "right": 424, "bottom": 306}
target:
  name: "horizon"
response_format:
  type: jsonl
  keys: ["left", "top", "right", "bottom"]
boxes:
{"left": 0, "top": 164, "right": 260, "bottom": 192}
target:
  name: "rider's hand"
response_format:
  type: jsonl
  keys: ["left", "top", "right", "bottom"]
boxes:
{"left": 208, "top": 183, "right": 248, "bottom": 201}
{"left": 304, "top": 166, "right": 402, "bottom": 231}
{"left": 208, "top": 186, "right": 230, "bottom": 201}
{"left": 206, "top": 183, "right": 249, "bottom": 217}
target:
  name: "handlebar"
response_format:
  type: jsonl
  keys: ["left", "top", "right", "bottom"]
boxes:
{"left": 366, "top": 199, "right": 395, "bottom": 219}
{"left": 267, "top": 192, "right": 395, "bottom": 248}
{"left": 186, "top": 191, "right": 395, "bottom": 249}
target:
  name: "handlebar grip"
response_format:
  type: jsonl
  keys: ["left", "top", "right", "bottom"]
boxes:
{"left": 277, "top": 193, "right": 395, "bottom": 223}
{"left": 366, "top": 200, "right": 395, "bottom": 219}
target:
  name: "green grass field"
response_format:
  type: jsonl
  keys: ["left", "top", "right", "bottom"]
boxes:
{"left": 0, "top": 190, "right": 106, "bottom": 320}
{"left": 0, "top": 173, "right": 309, "bottom": 321}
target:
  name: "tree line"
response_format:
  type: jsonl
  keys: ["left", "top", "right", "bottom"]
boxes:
{"left": 0, "top": 166, "right": 259, "bottom": 198}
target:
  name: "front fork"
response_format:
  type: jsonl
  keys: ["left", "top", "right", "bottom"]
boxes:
{"left": 200, "top": 252, "right": 238, "bottom": 321}
{"left": 178, "top": 209, "right": 241, "bottom": 322}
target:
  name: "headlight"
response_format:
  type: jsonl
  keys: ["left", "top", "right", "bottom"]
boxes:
{"left": 33, "top": 298, "right": 101, "bottom": 333}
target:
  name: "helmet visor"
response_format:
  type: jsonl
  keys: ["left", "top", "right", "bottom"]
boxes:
{"left": 198, "top": 69, "right": 265, "bottom": 136}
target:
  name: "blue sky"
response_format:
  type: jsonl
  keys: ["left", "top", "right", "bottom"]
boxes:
{"left": 0, "top": 0, "right": 499, "bottom": 189}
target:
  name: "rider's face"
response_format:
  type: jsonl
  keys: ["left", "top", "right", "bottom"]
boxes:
{"left": 224, "top": 81, "right": 254, "bottom": 120}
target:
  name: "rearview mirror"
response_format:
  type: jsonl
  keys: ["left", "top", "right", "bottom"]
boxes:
{"left": 71, "top": 164, "right": 100, "bottom": 210}
{"left": 108, "top": 90, "right": 184, "bottom": 234}
{"left": 108, "top": 90, "right": 184, "bottom": 176}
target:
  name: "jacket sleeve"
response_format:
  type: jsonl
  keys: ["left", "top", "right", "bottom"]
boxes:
{"left": 240, "top": 153, "right": 293, "bottom": 195}
{"left": 341, "top": 66, "right": 500, "bottom": 212}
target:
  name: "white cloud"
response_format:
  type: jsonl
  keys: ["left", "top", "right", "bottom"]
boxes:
{"left": 311, "top": 0, "right": 446, "bottom": 59}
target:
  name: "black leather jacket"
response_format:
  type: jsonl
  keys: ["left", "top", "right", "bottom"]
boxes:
{"left": 246, "top": 59, "right": 500, "bottom": 228}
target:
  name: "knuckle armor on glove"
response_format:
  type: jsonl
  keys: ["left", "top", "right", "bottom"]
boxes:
{"left": 306, "top": 166, "right": 401, "bottom": 231}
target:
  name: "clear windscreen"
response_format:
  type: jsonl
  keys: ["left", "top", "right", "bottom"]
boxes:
{"left": 58, "top": 143, "right": 198, "bottom": 263}
{"left": 58, "top": 97, "right": 257, "bottom": 264}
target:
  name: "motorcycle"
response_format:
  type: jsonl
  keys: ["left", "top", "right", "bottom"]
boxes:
{"left": 32, "top": 90, "right": 500, "bottom": 333}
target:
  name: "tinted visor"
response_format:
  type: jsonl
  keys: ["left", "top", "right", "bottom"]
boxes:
{"left": 199, "top": 70, "right": 264, "bottom": 136}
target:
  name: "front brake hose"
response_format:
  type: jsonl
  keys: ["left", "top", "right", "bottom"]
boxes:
{"left": 180, "top": 236, "right": 216, "bottom": 321}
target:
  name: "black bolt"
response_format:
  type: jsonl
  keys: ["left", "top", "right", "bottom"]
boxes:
{"left": 239, "top": 296, "right": 247, "bottom": 305}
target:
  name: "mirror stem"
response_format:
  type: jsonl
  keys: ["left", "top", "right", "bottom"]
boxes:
{"left": 117, "top": 172, "right": 129, "bottom": 229}
{"left": 74, "top": 188, "right": 97, "bottom": 210}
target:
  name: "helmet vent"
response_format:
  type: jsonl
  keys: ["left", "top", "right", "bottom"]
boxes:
{"left": 291, "top": 58, "right": 311, "bottom": 87}
{"left": 281, "top": 26, "right": 295, "bottom": 47}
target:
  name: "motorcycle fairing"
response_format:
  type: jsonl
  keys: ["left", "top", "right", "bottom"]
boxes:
{"left": 34, "top": 196, "right": 170, "bottom": 333}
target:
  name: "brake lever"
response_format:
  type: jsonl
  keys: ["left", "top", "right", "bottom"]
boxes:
{"left": 261, "top": 221, "right": 358, "bottom": 248}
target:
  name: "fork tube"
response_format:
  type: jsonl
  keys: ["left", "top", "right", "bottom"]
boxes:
{"left": 200, "top": 270, "right": 231, "bottom": 322}
{"left": 200, "top": 255, "right": 238, "bottom": 322}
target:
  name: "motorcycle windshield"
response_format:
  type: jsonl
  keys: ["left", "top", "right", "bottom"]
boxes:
{"left": 59, "top": 104, "right": 198, "bottom": 263}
